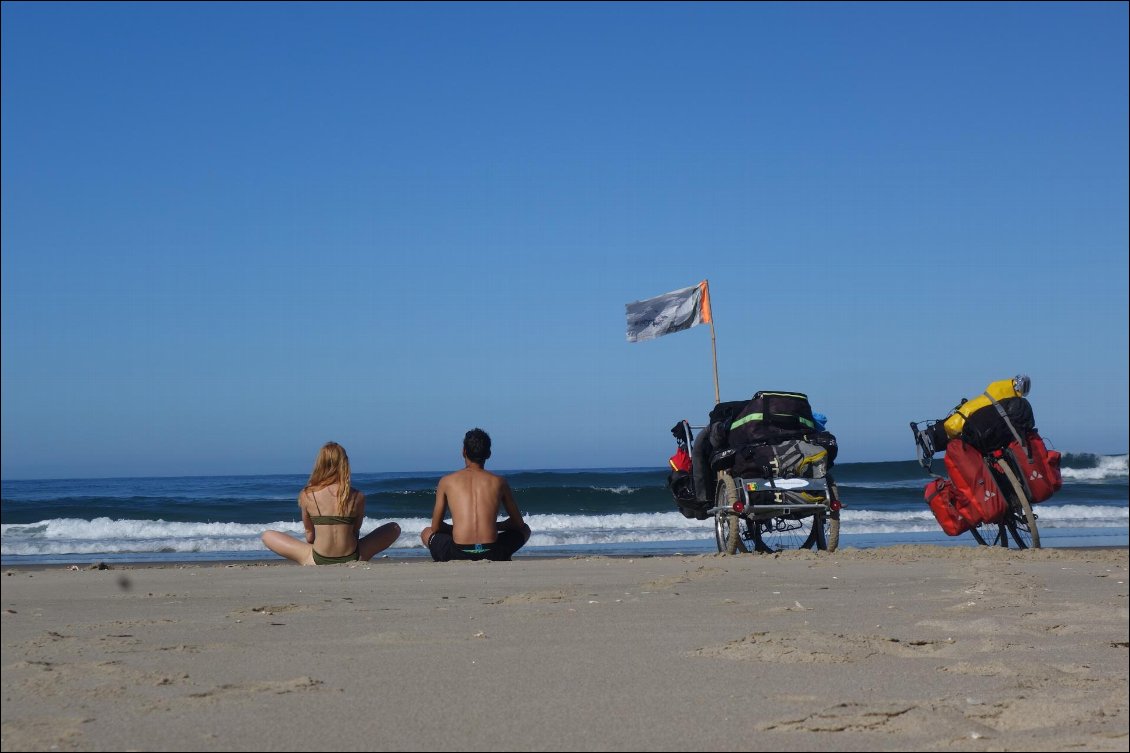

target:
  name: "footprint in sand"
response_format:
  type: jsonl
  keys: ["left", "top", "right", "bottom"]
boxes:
{"left": 694, "top": 629, "right": 960, "bottom": 664}
{"left": 490, "top": 588, "right": 578, "bottom": 605}
{"left": 186, "top": 676, "right": 323, "bottom": 702}
{"left": 229, "top": 603, "right": 311, "bottom": 617}
{"left": 641, "top": 565, "right": 726, "bottom": 591}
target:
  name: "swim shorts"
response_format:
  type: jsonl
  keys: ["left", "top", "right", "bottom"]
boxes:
{"left": 427, "top": 529, "right": 527, "bottom": 562}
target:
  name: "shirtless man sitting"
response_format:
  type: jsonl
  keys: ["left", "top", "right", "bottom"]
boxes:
{"left": 421, "top": 428, "right": 531, "bottom": 562}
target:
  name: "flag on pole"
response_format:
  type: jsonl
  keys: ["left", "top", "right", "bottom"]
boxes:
{"left": 625, "top": 281, "right": 713, "bottom": 343}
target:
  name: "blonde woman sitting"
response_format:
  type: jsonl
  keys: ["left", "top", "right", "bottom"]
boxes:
{"left": 261, "top": 442, "right": 401, "bottom": 565}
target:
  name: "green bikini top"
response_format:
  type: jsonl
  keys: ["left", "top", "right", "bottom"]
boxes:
{"left": 307, "top": 487, "right": 359, "bottom": 527}
{"left": 310, "top": 515, "right": 358, "bottom": 526}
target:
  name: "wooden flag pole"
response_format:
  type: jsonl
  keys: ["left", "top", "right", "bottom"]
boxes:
{"left": 710, "top": 319, "right": 720, "bottom": 405}
{"left": 704, "top": 279, "right": 720, "bottom": 405}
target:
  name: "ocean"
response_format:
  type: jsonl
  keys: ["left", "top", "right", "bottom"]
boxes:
{"left": 2, "top": 453, "right": 1126, "bottom": 566}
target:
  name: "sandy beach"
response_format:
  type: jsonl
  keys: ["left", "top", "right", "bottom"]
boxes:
{"left": 1, "top": 546, "right": 1126, "bottom": 752}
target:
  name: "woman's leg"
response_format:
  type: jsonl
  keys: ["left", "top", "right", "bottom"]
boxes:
{"left": 359, "top": 522, "right": 402, "bottom": 561}
{"left": 261, "top": 530, "right": 314, "bottom": 565}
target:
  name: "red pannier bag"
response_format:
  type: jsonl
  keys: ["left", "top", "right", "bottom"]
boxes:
{"left": 944, "top": 438, "right": 1006, "bottom": 524}
{"left": 1005, "top": 432, "right": 1063, "bottom": 503}
{"left": 924, "top": 478, "right": 977, "bottom": 535}
{"left": 668, "top": 447, "right": 692, "bottom": 473}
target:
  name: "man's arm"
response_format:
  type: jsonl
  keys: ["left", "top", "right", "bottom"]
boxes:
{"left": 431, "top": 478, "right": 450, "bottom": 533}
{"left": 497, "top": 479, "right": 525, "bottom": 531}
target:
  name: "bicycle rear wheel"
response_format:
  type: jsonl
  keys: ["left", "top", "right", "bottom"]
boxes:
{"left": 825, "top": 478, "right": 841, "bottom": 553}
{"left": 749, "top": 512, "right": 827, "bottom": 553}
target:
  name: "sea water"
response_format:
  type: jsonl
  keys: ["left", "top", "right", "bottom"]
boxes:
{"left": 2, "top": 454, "right": 1126, "bottom": 566}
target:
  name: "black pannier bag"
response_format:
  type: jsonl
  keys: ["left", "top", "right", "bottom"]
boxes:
{"left": 689, "top": 400, "right": 749, "bottom": 503}
{"left": 709, "top": 447, "right": 736, "bottom": 471}
{"left": 732, "top": 443, "right": 776, "bottom": 478}
{"left": 727, "top": 391, "right": 819, "bottom": 448}
{"left": 668, "top": 471, "right": 709, "bottom": 519}
{"left": 731, "top": 438, "right": 831, "bottom": 479}
{"left": 706, "top": 400, "right": 751, "bottom": 450}
{"left": 727, "top": 391, "right": 838, "bottom": 480}
{"left": 709, "top": 400, "right": 750, "bottom": 425}
{"left": 690, "top": 433, "right": 713, "bottom": 503}
{"left": 924, "top": 421, "right": 949, "bottom": 454}
{"left": 806, "top": 430, "right": 839, "bottom": 466}
{"left": 960, "top": 397, "right": 1035, "bottom": 453}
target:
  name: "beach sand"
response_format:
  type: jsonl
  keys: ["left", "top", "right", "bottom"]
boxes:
{"left": 1, "top": 546, "right": 1127, "bottom": 752}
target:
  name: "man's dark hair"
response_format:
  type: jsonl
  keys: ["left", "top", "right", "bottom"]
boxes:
{"left": 463, "top": 428, "right": 492, "bottom": 464}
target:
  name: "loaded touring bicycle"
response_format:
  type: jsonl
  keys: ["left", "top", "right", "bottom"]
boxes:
{"left": 668, "top": 391, "right": 843, "bottom": 554}
{"left": 910, "top": 375, "right": 1064, "bottom": 549}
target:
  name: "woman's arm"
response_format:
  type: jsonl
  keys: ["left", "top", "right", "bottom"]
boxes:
{"left": 353, "top": 490, "right": 366, "bottom": 536}
{"left": 300, "top": 493, "right": 315, "bottom": 544}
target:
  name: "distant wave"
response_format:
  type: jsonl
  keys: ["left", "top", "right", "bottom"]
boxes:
{"left": 1059, "top": 453, "right": 1128, "bottom": 482}
{"left": 3, "top": 504, "right": 1125, "bottom": 558}
{"left": 2, "top": 458, "right": 1125, "bottom": 562}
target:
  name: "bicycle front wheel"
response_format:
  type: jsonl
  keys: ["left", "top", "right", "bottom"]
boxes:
{"left": 714, "top": 474, "right": 748, "bottom": 554}
{"left": 996, "top": 460, "right": 1040, "bottom": 549}
{"left": 970, "top": 524, "right": 1004, "bottom": 547}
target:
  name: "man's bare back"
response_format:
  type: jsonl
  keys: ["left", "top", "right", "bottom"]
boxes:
{"left": 420, "top": 428, "right": 531, "bottom": 562}
{"left": 436, "top": 465, "right": 518, "bottom": 544}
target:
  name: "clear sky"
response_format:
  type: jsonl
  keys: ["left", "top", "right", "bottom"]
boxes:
{"left": 2, "top": 1, "right": 1127, "bottom": 479}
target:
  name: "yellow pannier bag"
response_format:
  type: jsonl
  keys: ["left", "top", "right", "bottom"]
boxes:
{"left": 943, "top": 375, "right": 1031, "bottom": 438}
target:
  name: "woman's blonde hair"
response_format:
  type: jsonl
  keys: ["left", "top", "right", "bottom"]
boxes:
{"left": 305, "top": 442, "right": 353, "bottom": 514}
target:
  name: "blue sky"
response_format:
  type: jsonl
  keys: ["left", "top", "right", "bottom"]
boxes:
{"left": 2, "top": 1, "right": 1127, "bottom": 479}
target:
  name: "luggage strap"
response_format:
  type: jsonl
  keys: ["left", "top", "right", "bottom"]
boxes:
{"left": 983, "top": 391, "right": 1031, "bottom": 460}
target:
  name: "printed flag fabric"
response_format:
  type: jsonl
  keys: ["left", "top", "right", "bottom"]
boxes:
{"left": 625, "top": 281, "right": 712, "bottom": 343}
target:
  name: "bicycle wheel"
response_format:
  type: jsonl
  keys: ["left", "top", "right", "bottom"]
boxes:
{"left": 713, "top": 511, "right": 731, "bottom": 553}
{"left": 730, "top": 515, "right": 750, "bottom": 554}
{"left": 749, "top": 511, "right": 826, "bottom": 553}
{"left": 995, "top": 459, "right": 1040, "bottom": 549}
{"left": 970, "top": 524, "right": 1004, "bottom": 547}
{"left": 714, "top": 511, "right": 747, "bottom": 554}
{"left": 825, "top": 477, "right": 841, "bottom": 553}
{"left": 714, "top": 474, "right": 747, "bottom": 554}
{"left": 825, "top": 509, "right": 840, "bottom": 553}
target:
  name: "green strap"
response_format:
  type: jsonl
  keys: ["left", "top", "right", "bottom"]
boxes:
{"left": 731, "top": 413, "right": 816, "bottom": 431}
{"left": 730, "top": 412, "right": 764, "bottom": 429}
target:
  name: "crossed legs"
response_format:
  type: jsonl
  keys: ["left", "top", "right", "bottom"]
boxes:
{"left": 261, "top": 522, "right": 402, "bottom": 565}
